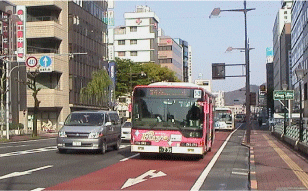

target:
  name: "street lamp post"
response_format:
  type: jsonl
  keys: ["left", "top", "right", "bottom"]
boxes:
{"left": 295, "top": 68, "right": 304, "bottom": 142}
{"left": 210, "top": 0, "right": 255, "bottom": 144}
{"left": 282, "top": 83, "right": 288, "bottom": 136}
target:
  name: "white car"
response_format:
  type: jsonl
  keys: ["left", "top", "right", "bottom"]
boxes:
{"left": 121, "top": 121, "right": 132, "bottom": 141}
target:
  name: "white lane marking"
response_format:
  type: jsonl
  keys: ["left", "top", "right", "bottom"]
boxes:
{"left": 120, "top": 154, "right": 140, "bottom": 162}
{"left": 0, "top": 137, "right": 56, "bottom": 145}
{"left": 231, "top": 171, "right": 249, "bottom": 176}
{"left": 190, "top": 124, "right": 243, "bottom": 191}
{"left": 121, "top": 170, "right": 166, "bottom": 189}
{"left": 0, "top": 165, "right": 53, "bottom": 180}
{"left": 0, "top": 144, "right": 28, "bottom": 149}
{"left": 31, "top": 188, "right": 45, "bottom": 191}
{"left": 0, "top": 146, "right": 57, "bottom": 158}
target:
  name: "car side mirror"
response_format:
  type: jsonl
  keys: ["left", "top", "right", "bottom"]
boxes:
{"left": 59, "top": 122, "right": 64, "bottom": 126}
{"left": 105, "top": 122, "right": 112, "bottom": 126}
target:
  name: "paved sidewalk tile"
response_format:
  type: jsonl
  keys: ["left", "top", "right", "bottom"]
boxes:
{"left": 251, "top": 124, "right": 308, "bottom": 190}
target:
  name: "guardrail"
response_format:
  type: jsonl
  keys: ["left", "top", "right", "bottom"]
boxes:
{"left": 272, "top": 118, "right": 308, "bottom": 155}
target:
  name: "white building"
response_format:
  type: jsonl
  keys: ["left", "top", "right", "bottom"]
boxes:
{"left": 212, "top": 91, "right": 225, "bottom": 108}
{"left": 113, "top": 5, "right": 159, "bottom": 63}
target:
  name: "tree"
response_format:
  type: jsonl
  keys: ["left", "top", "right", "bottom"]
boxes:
{"left": 115, "top": 58, "right": 180, "bottom": 98}
{"left": 25, "top": 69, "right": 41, "bottom": 137}
{"left": 0, "top": 61, "right": 6, "bottom": 138}
{"left": 80, "top": 69, "right": 111, "bottom": 108}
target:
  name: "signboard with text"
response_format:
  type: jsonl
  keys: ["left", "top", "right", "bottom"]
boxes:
{"left": 273, "top": 90, "right": 294, "bottom": 100}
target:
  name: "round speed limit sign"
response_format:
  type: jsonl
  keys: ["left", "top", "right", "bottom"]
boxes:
{"left": 26, "top": 56, "right": 38, "bottom": 68}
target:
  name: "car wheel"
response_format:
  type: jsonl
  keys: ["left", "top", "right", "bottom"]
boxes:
{"left": 58, "top": 148, "right": 66, "bottom": 154}
{"left": 114, "top": 137, "right": 121, "bottom": 150}
{"left": 101, "top": 142, "right": 107, "bottom": 154}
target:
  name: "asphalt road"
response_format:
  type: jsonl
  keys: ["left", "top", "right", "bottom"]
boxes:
{"left": 0, "top": 123, "right": 248, "bottom": 190}
{"left": 0, "top": 139, "right": 132, "bottom": 190}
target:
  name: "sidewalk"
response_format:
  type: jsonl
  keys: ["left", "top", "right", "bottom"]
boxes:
{"left": 2, "top": 132, "right": 57, "bottom": 142}
{"left": 250, "top": 121, "right": 308, "bottom": 190}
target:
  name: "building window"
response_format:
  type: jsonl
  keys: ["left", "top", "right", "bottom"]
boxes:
{"left": 130, "top": 40, "right": 137, "bottom": 45}
{"left": 159, "top": 46, "right": 172, "bottom": 51}
{"left": 284, "top": 11, "right": 287, "bottom": 14}
{"left": 159, "top": 58, "right": 172, "bottom": 63}
{"left": 130, "top": 51, "right": 137, "bottom": 56}
{"left": 130, "top": 26, "right": 137, "bottom": 32}
{"left": 118, "top": 40, "right": 125, "bottom": 45}
{"left": 305, "top": 83, "right": 307, "bottom": 100}
{"left": 118, "top": 51, "right": 125, "bottom": 57}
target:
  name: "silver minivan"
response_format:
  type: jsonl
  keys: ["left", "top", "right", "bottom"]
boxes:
{"left": 57, "top": 110, "right": 121, "bottom": 154}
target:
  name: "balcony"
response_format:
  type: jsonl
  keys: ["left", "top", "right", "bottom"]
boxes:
{"left": 27, "top": 89, "right": 66, "bottom": 108}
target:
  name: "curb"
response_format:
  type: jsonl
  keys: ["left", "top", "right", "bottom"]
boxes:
{"left": 242, "top": 129, "right": 257, "bottom": 190}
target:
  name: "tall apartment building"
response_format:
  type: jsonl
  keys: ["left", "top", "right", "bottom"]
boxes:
{"left": 113, "top": 5, "right": 159, "bottom": 63}
{"left": 188, "top": 45, "right": 192, "bottom": 83}
{"left": 174, "top": 38, "right": 189, "bottom": 82}
{"left": 272, "top": 0, "right": 292, "bottom": 112}
{"left": 12, "top": 1, "right": 108, "bottom": 131}
{"left": 291, "top": 1, "right": 308, "bottom": 116}
{"left": 158, "top": 36, "right": 183, "bottom": 81}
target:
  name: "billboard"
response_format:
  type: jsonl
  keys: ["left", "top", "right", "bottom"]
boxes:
{"left": 16, "top": 5, "right": 26, "bottom": 62}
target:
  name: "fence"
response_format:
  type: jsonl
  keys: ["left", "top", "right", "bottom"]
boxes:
{"left": 272, "top": 118, "right": 308, "bottom": 154}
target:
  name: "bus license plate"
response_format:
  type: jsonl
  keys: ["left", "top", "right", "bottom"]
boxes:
{"left": 159, "top": 147, "right": 172, "bottom": 153}
{"left": 72, "top": 142, "right": 81, "bottom": 146}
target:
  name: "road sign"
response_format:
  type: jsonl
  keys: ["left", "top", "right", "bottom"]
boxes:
{"left": 273, "top": 90, "right": 294, "bottom": 100}
{"left": 25, "top": 56, "right": 38, "bottom": 68}
{"left": 39, "top": 56, "right": 52, "bottom": 67}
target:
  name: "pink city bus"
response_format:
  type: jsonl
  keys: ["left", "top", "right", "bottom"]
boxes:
{"left": 130, "top": 82, "right": 215, "bottom": 158}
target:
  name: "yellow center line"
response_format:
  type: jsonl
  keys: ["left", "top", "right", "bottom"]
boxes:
{"left": 263, "top": 135, "right": 308, "bottom": 188}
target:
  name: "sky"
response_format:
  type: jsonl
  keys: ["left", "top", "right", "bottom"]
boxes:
{"left": 113, "top": 0, "right": 281, "bottom": 92}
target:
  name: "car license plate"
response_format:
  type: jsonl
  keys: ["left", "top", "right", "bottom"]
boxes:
{"left": 159, "top": 147, "right": 172, "bottom": 153}
{"left": 72, "top": 142, "right": 81, "bottom": 146}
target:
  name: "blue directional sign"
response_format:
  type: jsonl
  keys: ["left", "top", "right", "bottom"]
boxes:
{"left": 39, "top": 56, "right": 52, "bottom": 67}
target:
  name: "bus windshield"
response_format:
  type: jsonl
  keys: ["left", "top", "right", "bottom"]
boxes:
{"left": 132, "top": 97, "right": 204, "bottom": 130}
{"left": 215, "top": 110, "right": 232, "bottom": 122}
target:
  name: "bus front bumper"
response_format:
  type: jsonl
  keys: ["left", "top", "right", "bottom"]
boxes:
{"left": 131, "top": 145, "right": 203, "bottom": 155}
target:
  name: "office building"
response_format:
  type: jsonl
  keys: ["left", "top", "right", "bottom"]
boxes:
{"left": 291, "top": 1, "right": 308, "bottom": 116}
{"left": 113, "top": 5, "right": 159, "bottom": 64}
{"left": 11, "top": 1, "right": 109, "bottom": 131}
{"left": 272, "top": 0, "right": 292, "bottom": 112}
{"left": 158, "top": 36, "right": 183, "bottom": 81}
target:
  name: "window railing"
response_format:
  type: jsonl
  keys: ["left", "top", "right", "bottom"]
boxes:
{"left": 27, "top": 16, "right": 59, "bottom": 23}
{"left": 27, "top": 46, "right": 59, "bottom": 54}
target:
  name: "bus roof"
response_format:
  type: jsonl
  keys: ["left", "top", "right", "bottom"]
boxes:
{"left": 142, "top": 82, "right": 214, "bottom": 97}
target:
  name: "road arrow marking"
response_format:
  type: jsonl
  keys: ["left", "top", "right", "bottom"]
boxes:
{"left": 0, "top": 165, "right": 53, "bottom": 180}
{"left": 121, "top": 170, "right": 166, "bottom": 189}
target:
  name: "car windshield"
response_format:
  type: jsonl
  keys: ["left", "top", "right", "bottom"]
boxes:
{"left": 64, "top": 113, "right": 104, "bottom": 126}
{"left": 122, "top": 122, "right": 132, "bottom": 128}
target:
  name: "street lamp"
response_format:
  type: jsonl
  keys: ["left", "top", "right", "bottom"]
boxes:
{"left": 210, "top": 0, "right": 255, "bottom": 144}
{"left": 295, "top": 68, "right": 304, "bottom": 141}
{"left": 282, "top": 83, "right": 288, "bottom": 136}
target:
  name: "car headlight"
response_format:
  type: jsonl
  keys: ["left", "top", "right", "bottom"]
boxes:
{"left": 58, "top": 131, "right": 67, "bottom": 137}
{"left": 88, "top": 132, "right": 103, "bottom": 139}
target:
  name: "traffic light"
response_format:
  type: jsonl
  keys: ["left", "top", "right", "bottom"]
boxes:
{"left": 212, "top": 63, "right": 225, "bottom": 80}
{"left": 250, "top": 92, "right": 256, "bottom": 106}
{"left": 260, "top": 85, "right": 266, "bottom": 93}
